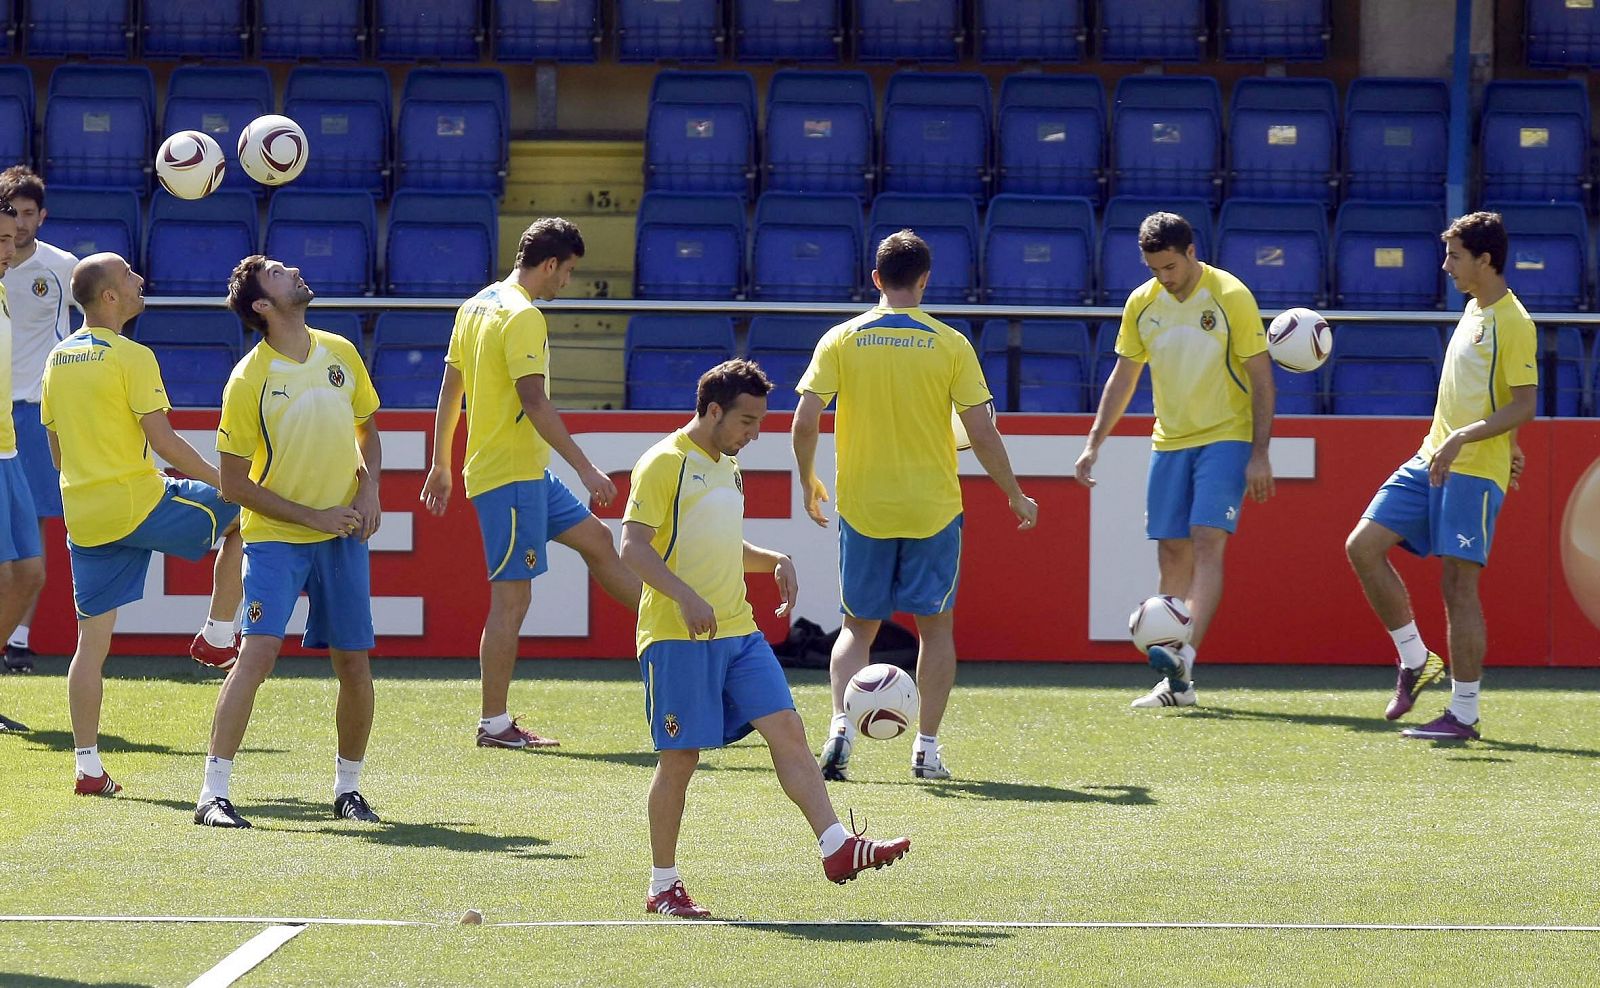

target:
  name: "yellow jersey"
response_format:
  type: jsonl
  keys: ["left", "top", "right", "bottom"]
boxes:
{"left": 797, "top": 306, "right": 991, "bottom": 539}
{"left": 445, "top": 279, "right": 552, "bottom": 499}
{"left": 217, "top": 328, "right": 379, "bottom": 544}
{"left": 40, "top": 327, "right": 171, "bottom": 547}
{"left": 1116, "top": 263, "right": 1267, "bottom": 451}
{"left": 0, "top": 283, "right": 15, "bottom": 454}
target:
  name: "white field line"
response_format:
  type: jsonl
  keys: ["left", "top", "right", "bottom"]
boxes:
{"left": 187, "top": 925, "right": 307, "bottom": 988}
{"left": 0, "top": 915, "right": 425, "bottom": 926}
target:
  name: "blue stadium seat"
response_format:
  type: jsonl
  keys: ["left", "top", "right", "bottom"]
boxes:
{"left": 1221, "top": 0, "right": 1330, "bottom": 61}
{"left": 635, "top": 192, "right": 746, "bottom": 300}
{"left": 1093, "top": 322, "right": 1153, "bottom": 414}
{"left": 996, "top": 74, "right": 1105, "bottom": 201}
{"left": 617, "top": 0, "right": 723, "bottom": 62}
{"left": 385, "top": 191, "right": 497, "bottom": 298}
{"left": 258, "top": 0, "right": 366, "bottom": 60}
{"left": 371, "top": 312, "right": 453, "bottom": 409}
{"left": 1489, "top": 201, "right": 1591, "bottom": 312}
{"left": 494, "top": 0, "right": 599, "bottom": 61}
{"left": 764, "top": 71, "right": 875, "bottom": 199}
{"left": 980, "top": 320, "right": 1092, "bottom": 413}
{"left": 163, "top": 67, "right": 271, "bottom": 198}
{"left": 0, "top": 66, "right": 33, "bottom": 170}
{"left": 284, "top": 68, "right": 390, "bottom": 195}
{"left": 26, "top": 0, "right": 132, "bottom": 57}
{"left": 624, "top": 316, "right": 736, "bottom": 410}
{"left": 1333, "top": 201, "right": 1446, "bottom": 309}
{"left": 1273, "top": 361, "right": 1323, "bottom": 415}
{"left": 745, "top": 315, "right": 832, "bottom": 410}
{"left": 1344, "top": 78, "right": 1448, "bottom": 202}
{"left": 135, "top": 309, "right": 244, "bottom": 408}
{"left": 1328, "top": 325, "right": 1443, "bottom": 416}
{"left": 145, "top": 191, "right": 258, "bottom": 297}
{"left": 41, "top": 189, "right": 141, "bottom": 261}
{"left": 881, "top": 73, "right": 992, "bottom": 198}
{"left": 266, "top": 191, "right": 377, "bottom": 297}
{"left": 1112, "top": 76, "right": 1222, "bottom": 204}
{"left": 751, "top": 192, "right": 863, "bottom": 301}
{"left": 1228, "top": 77, "right": 1339, "bottom": 206}
{"left": 645, "top": 71, "right": 758, "bottom": 198}
{"left": 397, "top": 70, "right": 509, "bottom": 195}
{"left": 865, "top": 194, "right": 980, "bottom": 303}
{"left": 857, "top": 0, "right": 962, "bottom": 62}
{"left": 1527, "top": 0, "right": 1600, "bottom": 68}
{"left": 143, "top": 0, "right": 249, "bottom": 59}
{"left": 1216, "top": 198, "right": 1328, "bottom": 308}
{"left": 0, "top": 0, "right": 13, "bottom": 54}
{"left": 310, "top": 310, "right": 366, "bottom": 351}
{"left": 1541, "top": 326, "right": 1586, "bottom": 417}
{"left": 1099, "top": 196, "right": 1214, "bottom": 302}
{"left": 983, "top": 195, "right": 1095, "bottom": 305}
{"left": 44, "top": 67, "right": 155, "bottom": 192}
{"left": 375, "top": 0, "right": 482, "bottom": 60}
{"left": 1099, "top": 0, "right": 1205, "bottom": 62}
{"left": 1480, "top": 80, "right": 1592, "bottom": 203}
{"left": 735, "top": 0, "right": 841, "bottom": 61}
{"left": 979, "top": 0, "right": 1086, "bottom": 62}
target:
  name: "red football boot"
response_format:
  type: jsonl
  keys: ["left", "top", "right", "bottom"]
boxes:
{"left": 190, "top": 633, "right": 239, "bottom": 671}
{"left": 75, "top": 772, "right": 122, "bottom": 797}
{"left": 645, "top": 880, "right": 711, "bottom": 919}
{"left": 823, "top": 831, "right": 911, "bottom": 884}
{"left": 476, "top": 717, "right": 560, "bottom": 749}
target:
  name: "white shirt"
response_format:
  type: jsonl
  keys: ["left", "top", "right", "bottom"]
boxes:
{"left": 1, "top": 240, "right": 79, "bottom": 403}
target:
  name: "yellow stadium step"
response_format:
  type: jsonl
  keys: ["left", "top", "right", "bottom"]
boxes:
{"left": 547, "top": 313, "right": 626, "bottom": 409}
{"left": 502, "top": 139, "right": 644, "bottom": 216}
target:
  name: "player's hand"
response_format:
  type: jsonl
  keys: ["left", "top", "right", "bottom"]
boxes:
{"left": 307, "top": 505, "right": 363, "bottom": 537}
{"left": 1073, "top": 445, "right": 1098, "bottom": 488}
{"left": 420, "top": 466, "right": 452, "bottom": 516}
{"left": 1246, "top": 452, "right": 1275, "bottom": 503}
{"left": 352, "top": 481, "right": 382, "bottom": 541}
{"left": 773, "top": 554, "right": 799, "bottom": 617}
{"left": 677, "top": 593, "right": 717, "bottom": 639}
{"left": 803, "top": 475, "right": 831, "bottom": 528}
{"left": 1428, "top": 434, "right": 1464, "bottom": 487}
{"left": 1009, "top": 491, "right": 1039, "bottom": 530}
{"left": 580, "top": 465, "right": 617, "bottom": 508}
{"left": 1510, "top": 444, "right": 1526, "bottom": 491}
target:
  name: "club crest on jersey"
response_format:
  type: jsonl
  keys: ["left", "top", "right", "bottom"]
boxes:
{"left": 30, "top": 277, "right": 48, "bottom": 298}
{"left": 328, "top": 364, "right": 346, "bottom": 388}
{"left": 247, "top": 600, "right": 263, "bottom": 622}
{"left": 1201, "top": 310, "right": 1216, "bottom": 332}
{"left": 663, "top": 713, "right": 680, "bottom": 738}
{"left": 733, "top": 469, "right": 743, "bottom": 495}
{"left": 524, "top": 547, "right": 537, "bottom": 569}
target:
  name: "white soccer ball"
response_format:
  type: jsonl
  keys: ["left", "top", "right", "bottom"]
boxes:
{"left": 1128, "top": 594, "right": 1193, "bottom": 653}
{"left": 155, "top": 130, "right": 227, "bottom": 200}
{"left": 952, "top": 401, "right": 997, "bottom": 451}
{"left": 842, "top": 663, "right": 921, "bottom": 740}
{"left": 1266, "top": 307, "right": 1333, "bottom": 373}
{"left": 237, "top": 114, "right": 308, "bottom": 187}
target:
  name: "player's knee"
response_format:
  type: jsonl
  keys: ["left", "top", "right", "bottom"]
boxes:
{"left": 657, "top": 749, "right": 699, "bottom": 780}
{"left": 1345, "top": 527, "right": 1377, "bottom": 568}
{"left": 1440, "top": 561, "right": 1481, "bottom": 603}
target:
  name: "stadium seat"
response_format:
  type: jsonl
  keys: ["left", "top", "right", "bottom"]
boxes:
{"left": 40, "top": 188, "right": 141, "bottom": 261}
{"left": 1227, "top": 77, "right": 1339, "bottom": 206}
{"left": 1489, "top": 201, "right": 1591, "bottom": 312}
{"left": 1216, "top": 198, "right": 1328, "bottom": 308}
{"left": 980, "top": 320, "right": 1092, "bottom": 413}
{"left": 881, "top": 74, "right": 992, "bottom": 198}
{"left": 1527, "top": 0, "right": 1600, "bottom": 68}
{"left": 0, "top": 66, "right": 33, "bottom": 170}
{"left": 617, "top": 0, "right": 723, "bottom": 62}
{"left": 385, "top": 191, "right": 498, "bottom": 298}
{"left": 145, "top": 191, "right": 258, "bottom": 297}
{"left": 764, "top": 70, "right": 875, "bottom": 199}
{"left": 978, "top": 0, "right": 1086, "bottom": 62}
{"left": 1333, "top": 201, "right": 1446, "bottom": 309}
{"left": 493, "top": 0, "right": 599, "bottom": 61}
{"left": 43, "top": 67, "right": 155, "bottom": 192}
{"left": 310, "top": 310, "right": 366, "bottom": 351}
{"left": 1111, "top": 76, "right": 1222, "bottom": 204}
{"left": 371, "top": 312, "right": 454, "bottom": 409}
{"left": 1479, "top": 80, "right": 1592, "bottom": 204}
{"left": 734, "top": 0, "right": 841, "bottom": 61}
{"left": 645, "top": 71, "right": 758, "bottom": 198}
{"left": 1328, "top": 324, "right": 1443, "bottom": 416}
{"left": 1540, "top": 326, "right": 1586, "bottom": 417}
{"left": 258, "top": 0, "right": 366, "bottom": 60}
{"left": 1273, "top": 361, "right": 1323, "bottom": 415}
{"left": 143, "top": 0, "right": 249, "bottom": 59}
{"left": 865, "top": 194, "right": 980, "bottom": 304}
{"left": 623, "top": 316, "right": 736, "bottom": 410}
{"left": 634, "top": 192, "right": 746, "bottom": 300}
{"left": 1221, "top": 0, "right": 1330, "bottom": 61}
{"left": 265, "top": 191, "right": 377, "bottom": 297}
{"left": 995, "top": 74, "right": 1105, "bottom": 201}
{"left": 857, "top": 0, "right": 962, "bottom": 62}
{"left": 26, "top": 0, "right": 133, "bottom": 57}
{"left": 745, "top": 315, "right": 832, "bottom": 410}
{"left": 0, "top": 0, "right": 13, "bottom": 54}
{"left": 1099, "top": 196, "right": 1214, "bottom": 302}
{"left": 1099, "top": 0, "right": 1205, "bottom": 62}
{"left": 162, "top": 67, "right": 272, "bottom": 198}
{"left": 1343, "top": 78, "right": 1449, "bottom": 202}
{"left": 134, "top": 309, "right": 243, "bottom": 408}
{"left": 284, "top": 68, "right": 391, "bottom": 195}
{"left": 1093, "top": 322, "right": 1153, "bottom": 414}
{"left": 397, "top": 70, "right": 509, "bottom": 195}
{"left": 375, "top": 0, "right": 482, "bottom": 60}
{"left": 982, "top": 195, "right": 1096, "bottom": 306}
{"left": 751, "top": 192, "right": 863, "bottom": 302}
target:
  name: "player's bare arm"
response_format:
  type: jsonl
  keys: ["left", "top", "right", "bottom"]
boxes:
{"left": 1242, "top": 351, "right": 1277, "bottom": 503}
{"left": 353, "top": 417, "right": 383, "bottom": 541}
{"left": 620, "top": 519, "right": 716, "bottom": 638}
{"left": 790, "top": 390, "right": 830, "bottom": 527}
{"left": 1428, "top": 384, "right": 1537, "bottom": 486}
{"left": 1075, "top": 356, "right": 1144, "bottom": 488}
{"left": 743, "top": 541, "right": 798, "bottom": 617}
{"left": 46, "top": 431, "right": 60, "bottom": 471}
{"left": 141, "top": 411, "right": 222, "bottom": 490}
{"left": 218, "top": 451, "right": 361, "bottom": 537}
{"left": 514, "top": 373, "right": 616, "bottom": 506}
{"left": 959, "top": 403, "right": 1038, "bottom": 530}
{"left": 1509, "top": 428, "right": 1525, "bottom": 490}
{"left": 421, "top": 363, "right": 465, "bottom": 516}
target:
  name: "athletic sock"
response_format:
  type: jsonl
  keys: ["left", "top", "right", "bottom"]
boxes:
{"left": 74, "top": 745, "right": 104, "bottom": 777}
{"left": 1179, "top": 643, "right": 1198, "bottom": 681}
{"left": 1391, "top": 621, "right": 1428, "bottom": 670}
{"left": 649, "top": 865, "right": 681, "bottom": 896}
{"left": 9, "top": 624, "right": 29, "bottom": 650}
{"left": 334, "top": 756, "right": 363, "bottom": 796}
{"left": 480, "top": 713, "right": 513, "bottom": 735}
{"left": 201, "top": 619, "right": 236, "bottom": 649}
{"left": 913, "top": 733, "right": 938, "bottom": 759}
{"left": 1448, "top": 680, "right": 1480, "bottom": 725}
{"left": 829, "top": 712, "right": 856, "bottom": 745}
{"left": 201, "top": 755, "right": 233, "bottom": 802}
{"left": 818, "top": 822, "right": 848, "bottom": 857}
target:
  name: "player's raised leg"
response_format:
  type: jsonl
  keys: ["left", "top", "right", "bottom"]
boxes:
{"left": 190, "top": 524, "right": 245, "bottom": 669}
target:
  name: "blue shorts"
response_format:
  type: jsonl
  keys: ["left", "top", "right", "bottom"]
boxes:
{"left": 839, "top": 514, "right": 962, "bottom": 620}
{"left": 14, "top": 402, "right": 61, "bottom": 518}
{"left": 639, "top": 632, "right": 796, "bottom": 750}
{"left": 470, "top": 472, "right": 591, "bottom": 582}
{"left": 241, "top": 536, "right": 374, "bottom": 651}
{"left": 68, "top": 478, "right": 239, "bottom": 618}
{"left": 1146, "top": 440, "right": 1252, "bottom": 540}
{"left": 0, "top": 457, "right": 41, "bottom": 564}
{"left": 1363, "top": 454, "right": 1504, "bottom": 566}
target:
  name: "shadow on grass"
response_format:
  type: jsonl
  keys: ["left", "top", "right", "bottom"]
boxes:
{"left": 869, "top": 779, "right": 1155, "bottom": 805}
{"left": 748, "top": 923, "right": 1013, "bottom": 947}
{"left": 538, "top": 749, "right": 771, "bottom": 774}
{"left": 1197, "top": 706, "right": 1600, "bottom": 759}
{"left": 10, "top": 729, "right": 287, "bottom": 757}
{"left": 0, "top": 975, "right": 154, "bottom": 988}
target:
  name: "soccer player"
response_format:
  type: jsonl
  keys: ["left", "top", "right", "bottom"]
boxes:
{"left": 622, "top": 359, "right": 910, "bottom": 918}
{"left": 793, "top": 230, "right": 1038, "bottom": 783}
{"left": 193, "top": 256, "right": 383, "bottom": 829}
{"left": 0, "top": 167, "right": 77, "bottom": 673}
{"left": 1073, "top": 211, "right": 1277, "bottom": 709}
{"left": 0, "top": 201, "right": 46, "bottom": 692}
{"left": 422, "top": 218, "right": 640, "bottom": 750}
{"left": 45, "top": 253, "right": 244, "bottom": 796}
{"left": 1345, "top": 212, "right": 1536, "bottom": 740}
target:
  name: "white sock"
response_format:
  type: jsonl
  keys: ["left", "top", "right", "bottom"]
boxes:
{"left": 201, "top": 755, "right": 233, "bottom": 802}
{"left": 829, "top": 712, "right": 857, "bottom": 744}
{"left": 649, "top": 865, "right": 680, "bottom": 895}
{"left": 818, "top": 822, "right": 848, "bottom": 857}
{"left": 334, "top": 756, "right": 363, "bottom": 796}
{"left": 913, "top": 733, "right": 938, "bottom": 758}
{"left": 480, "top": 713, "right": 513, "bottom": 734}
{"left": 9, "top": 624, "right": 29, "bottom": 649}
{"left": 202, "top": 619, "right": 236, "bottom": 649}
{"left": 1448, "top": 680, "right": 1480, "bottom": 724}
{"left": 74, "top": 745, "right": 104, "bottom": 777}
{"left": 1390, "top": 621, "right": 1428, "bottom": 670}
{"left": 1179, "top": 643, "right": 1197, "bottom": 680}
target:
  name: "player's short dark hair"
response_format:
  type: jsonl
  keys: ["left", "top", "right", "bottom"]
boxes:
{"left": 1443, "top": 211, "right": 1507, "bottom": 275}
{"left": 696, "top": 358, "right": 773, "bottom": 417}
{"left": 0, "top": 198, "right": 14, "bottom": 219}
{"left": 874, "top": 229, "right": 932, "bottom": 290}
{"left": 515, "top": 217, "right": 585, "bottom": 270}
{"left": 1138, "top": 212, "right": 1194, "bottom": 255}
{"left": 0, "top": 166, "right": 44, "bottom": 209}
{"left": 227, "top": 255, "right": 272, "bottom": 334}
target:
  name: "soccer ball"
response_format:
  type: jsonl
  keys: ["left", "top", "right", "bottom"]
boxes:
{"left": 1128, "top": 594, "right": 1193, "bottom": 652}
{"left": 842, "top": 663, "right": 921, "bottom": 740}
{"left": 155, "top": 131, "right": 227, "bottom": 200}
{"left": 237, "top": 115, "right": 309, "bottom": 187}
{"left": 1266, "top": 307, "right": 1333, "bottom": 373}
{"left": 952, "top": 401, "right": 997, "bottom": 451}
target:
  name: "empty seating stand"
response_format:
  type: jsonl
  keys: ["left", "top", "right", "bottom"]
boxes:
{"left": 1216, "top": 198, "right": 1328, "bottom": 308}
{"left": 145, "top": 191, "right": 258, "bottom": 297}
{"left": 624, "top": 315, "right": 736, "bottom": 409}
{"left": 1490, "top": 202, "right": 1591, "bottom": 312}
{"left": 980, "top": 320, "right": 1093, "bottom": 413}
{"left": 1099, "top": 195, "right": 1214, "bottom": 302}
{"left": 375, "top": 0, "right": 482, "bottom": 60}
{"left": 370, "top": 311, "right": 454, "bottom": 408}
{"left": 42, "top": 189, "right": 141, "bottom": 262}
{"left": 764, "top": 70, "right": 875, "bottom": 200}
{"left": 143, "top": 0, "right": 249, "bottom": 59}
{"left": 751, "top": 192, "right": 863, "bottom": 301}
{"left": 44, "top": 66, "right": 155, "bottom": 193}
{"left": 881, "top": 73, "right": 992, "bottom": 198}
{"left": 1344, "top": 78, "right": 1449, "bottom": 202}
{"left": 493, "top": 0, "right": 600, "bottom": 62}
{"left": 1329, "top": 325, "right": 1443, "bottom": 416}
{"left": 745, "top": 315, "right": 833, "bottom": 410}
{"left": 1228, "top": 77, "right": 1339, "bottom": 206}
{"left": 134, "top": 309, "right": 243, "bottom": 407}
{"left": 1099, "top": 0, "right": 1205, "bottom": 62}
{"left": 385, "top": 191, "right": 498, "bottom": 298}
{"left": 996, "top": 74, "right": 1105, "bottom": 202}
{"left": 1112, "top": 76, "right": 1223, "bottom": 205}
{"left": 617, "top": 0, "right": 723, "bottom": 62}
{"left": 1221, "top": 0, "right": 1330, "bottom": 61}
{"left": 266, "top": 190, "right": 378, "bottom": 297}
{"left": 27, "top": 0, "right": 133, "bottom": 58}
{"left": 397, "top": 69, "right": 509, "bottom": 195}
{"left": 634, "top": 192, "right": 747, "bottom": 300}
{"left": 1526, "top": 0, "right": 1600, "bottom": 68}
{"left": 162, "top": 66, "right": 272, "bottom": 197}
{"left": 284, "top": 68, "right": 391, "bottom": 195}
{"left": 734, "top": 0, "right": 841, "bottom": 62}
{"left": 646, "top": 72, "right": 758, "bottom": 198}
{"left": 1333, "top": 201, "right": 1445, "bottom": 309}
{"left": 865, "top": 193, "right": 980, "bottom": 303}
{"left": 1479, "top": 80, "right": 1592, "bottom": 204}
{"left": 0, "top": 66, "right": 32, "bottom": 171}
{"left": 856, "top": 0, "right": 962, "bottom": 62}
{"left": 978, "top": 0, "right": 1087, "bottom": 62}
{"left": 982, "top": 195, "right": 1096, "bottom": 305}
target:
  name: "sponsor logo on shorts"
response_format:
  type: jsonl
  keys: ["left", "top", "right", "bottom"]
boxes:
{"left": 1225, "top": 505, "right": 1237, "bottom": 521}
{"left": 247, "top": 600, "right": 263, "bottom": 622}
{"left": 328, "top": 364, "right": 346, "bottom": 388}
{"left": 524, "top": 547, "right": 537, "bottom": 569}
{"left": 663, "top": 713, "right": 680, "bottom": 739}
{"left": 1456, "top": 533, "right": 1476, "bottom": 549}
